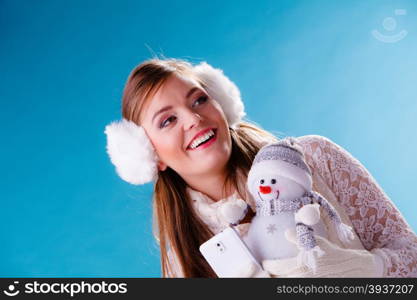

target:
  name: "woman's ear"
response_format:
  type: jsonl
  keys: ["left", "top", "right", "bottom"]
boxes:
{"left": 158, "top": 161, "right": 167, "bottom": 171}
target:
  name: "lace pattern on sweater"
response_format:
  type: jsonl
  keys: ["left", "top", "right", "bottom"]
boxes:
{"left": 296, "top": 135, "right": 417, "bottom": 277}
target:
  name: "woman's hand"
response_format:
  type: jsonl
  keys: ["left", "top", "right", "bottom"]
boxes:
{"left": 228, "top": 261, "right": 270, "bottom": 278}
{"left": 262, "top": 229, "right": 384, "bottom": 277}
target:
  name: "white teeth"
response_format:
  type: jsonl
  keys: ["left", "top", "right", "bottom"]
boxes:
{"left": 189, "top": 130, "right": 215, "bottom": 149}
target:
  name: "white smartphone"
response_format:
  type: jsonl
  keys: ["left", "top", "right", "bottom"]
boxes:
{"left": 199, "top": 225, "right": 263, "bottom": 277}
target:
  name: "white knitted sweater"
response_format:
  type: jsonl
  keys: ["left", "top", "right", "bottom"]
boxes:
{"left": 165, "top": 135, "right": 417, "bottom": 277}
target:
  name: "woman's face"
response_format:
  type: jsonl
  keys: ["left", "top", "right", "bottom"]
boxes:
{"left": 140, "top": 74, "right": 232, "bottom": 181}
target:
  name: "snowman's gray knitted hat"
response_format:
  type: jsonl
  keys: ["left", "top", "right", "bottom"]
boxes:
{"left": 247, "top": 138, "right": 313, "bottom": 194}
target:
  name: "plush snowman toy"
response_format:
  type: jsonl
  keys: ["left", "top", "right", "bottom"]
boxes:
{"left": 239, "top": 138, "right": 355, "bottom": 272}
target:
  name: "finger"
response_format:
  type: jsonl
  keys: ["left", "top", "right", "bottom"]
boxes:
{"left": 232, "top": 261, "right": 258, "bottom": 278}
{"left": 315, "top": 235, "right": 335, "bottom": 247}
{"left": 284, "top": 228, "right": 297, "bottom": 244}
{"left": 262, "top": 256, "right": 302, "bottom": 277}
{"left": 263, "top": 256, "right": 298, "bottom": 272}
{"left": 314, "top": 235, "right": 344, "bottom": 253}
{"left": 234, "top": 223, "right": 250, "bottom": 237}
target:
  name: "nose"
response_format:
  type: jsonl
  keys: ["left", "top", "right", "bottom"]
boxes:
{"left": 259, "top": 185, "right": 272, "bottom": 194}
{"left": 183, "top": 109, "right": 202, "bottom": 131}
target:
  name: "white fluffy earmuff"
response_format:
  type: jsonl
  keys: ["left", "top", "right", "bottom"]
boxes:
{"left": 104, "top": 119, "right": 159, "bottom": 185}
{"left": 193, "top": 62, "right": 245, "bottom": 129}
{"left": 104, "top": 62, "right": 246, "bottom": 185}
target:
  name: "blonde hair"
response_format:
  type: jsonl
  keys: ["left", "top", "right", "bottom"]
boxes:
{"left": 121, "top": 58, "right": 277, "bottom": 277}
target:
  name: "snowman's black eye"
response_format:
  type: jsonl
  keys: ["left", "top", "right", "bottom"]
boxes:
{"left": 260, "top": 179, "right": 265, "bottom": 184}
{"left": 271, "top": 179, "right": 276, "bottom": 184}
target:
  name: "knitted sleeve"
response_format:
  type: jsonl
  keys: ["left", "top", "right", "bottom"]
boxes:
{"left": 296, "top": 135, "right": 417, "bottom": 277}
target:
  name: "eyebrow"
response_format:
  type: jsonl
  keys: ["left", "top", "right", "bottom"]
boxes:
{"left": 186, "top": 87, "right": 199, "bottom": 99}
{"left": 151, "top": 87, "right": 200, "bottom": 123}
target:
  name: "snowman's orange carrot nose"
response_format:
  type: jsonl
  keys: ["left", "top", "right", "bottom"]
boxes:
{"left": 259, "top": 186, "right": 271, "bottom": 194}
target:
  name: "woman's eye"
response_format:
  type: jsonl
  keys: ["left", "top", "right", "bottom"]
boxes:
{"left": 271, "top": 179, "right": 276, "bottom": 184}
{"left": 160, "top": 116, "right": 177, "bottom": 128}
{"left": 260, "top": 179, "right": 265, "bottom": 184}
{"left": 192, "top": 95, "right": 208, "bottom": 107}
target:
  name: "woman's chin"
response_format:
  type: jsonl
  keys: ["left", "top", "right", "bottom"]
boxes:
{"left": 189, "top": 153, "right": 229, "bottom": 174}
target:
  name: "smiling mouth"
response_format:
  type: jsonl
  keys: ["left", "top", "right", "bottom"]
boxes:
{"left": 186, "top": 129, "right": 217, "bottom": 150}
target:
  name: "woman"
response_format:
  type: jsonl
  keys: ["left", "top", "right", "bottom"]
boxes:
{"left": 105, "top": 58, "right": 417, "bottom": 278}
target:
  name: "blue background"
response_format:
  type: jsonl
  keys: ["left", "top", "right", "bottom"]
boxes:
{"left": 1, "top": 0, "right": 416, "bottom": 277}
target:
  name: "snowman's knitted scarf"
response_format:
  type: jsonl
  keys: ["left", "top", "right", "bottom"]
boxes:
{"left": 256, "top": 191, "right": 353, "bottom": 271}
{"left": 258, "top": 190, "right": 354, "bottom": 245}
{"left": 257, "top": 190, "right": 354, "bottom": 272}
